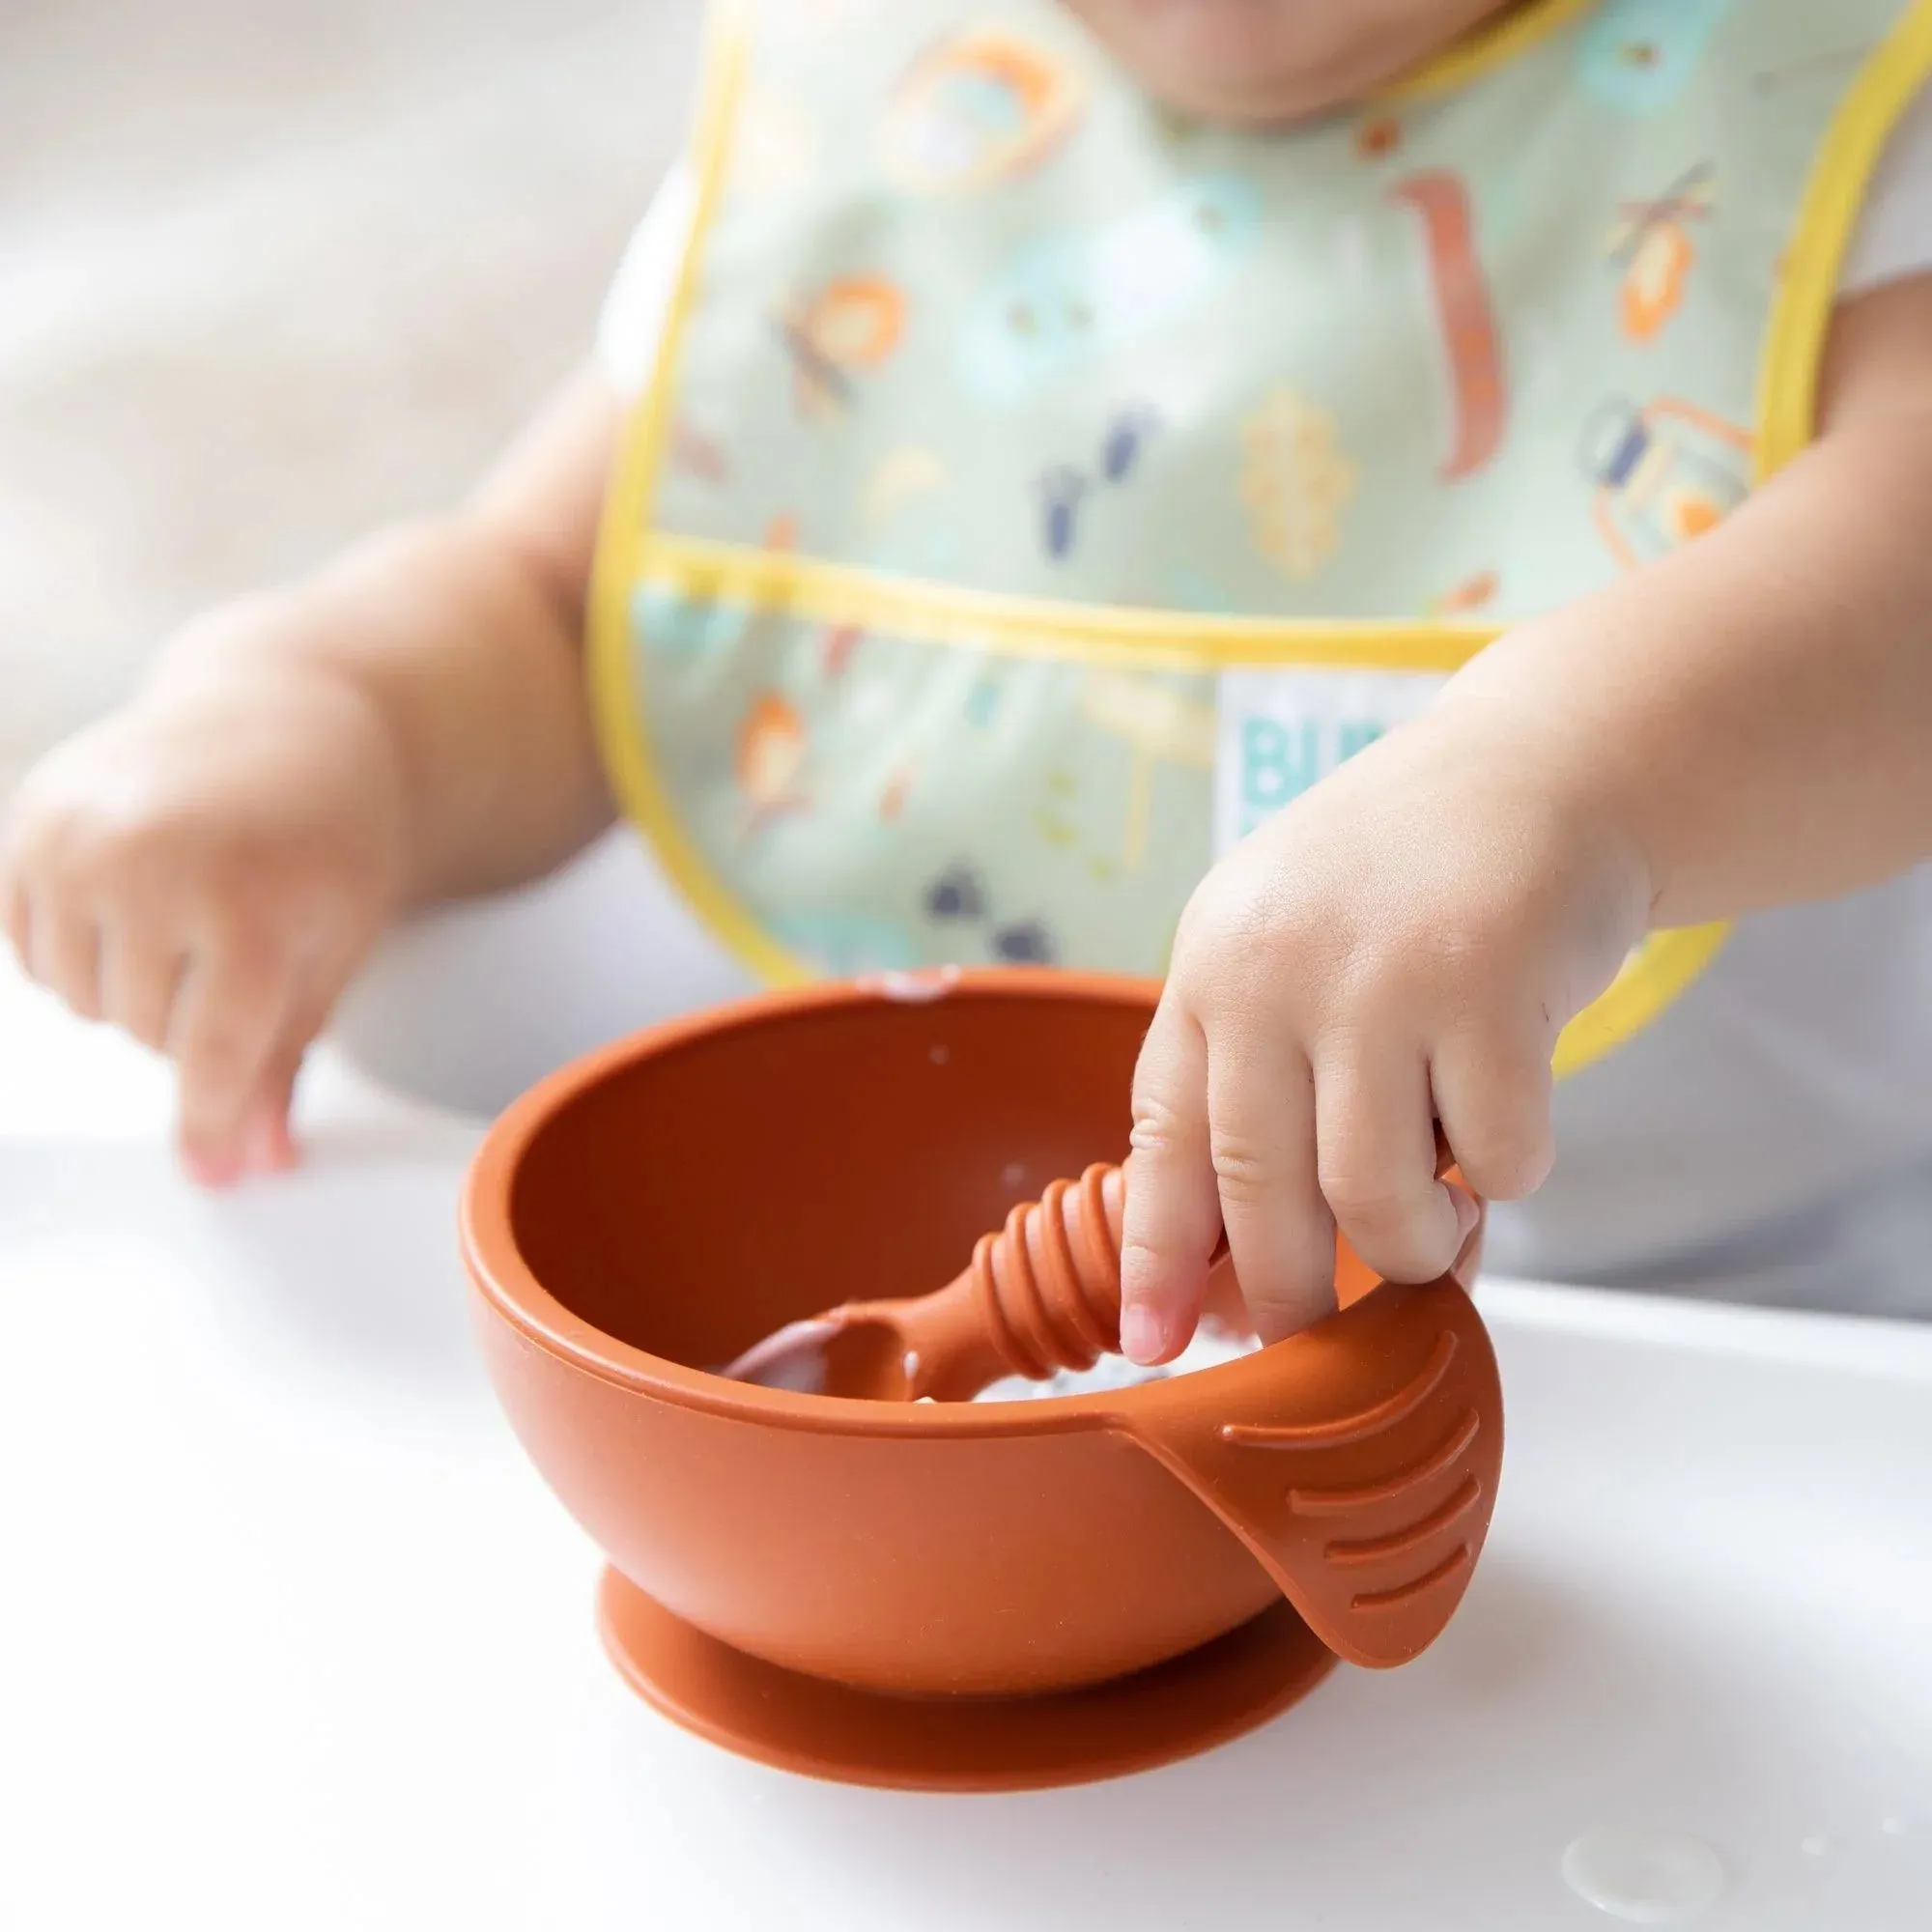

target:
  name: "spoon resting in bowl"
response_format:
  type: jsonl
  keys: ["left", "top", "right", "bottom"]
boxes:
{"left": 723, "top": 1164, "right": 1159, "bottom": 1401}
{"left": 724, "top": 1132, "right": 1467, "bottom": 1403}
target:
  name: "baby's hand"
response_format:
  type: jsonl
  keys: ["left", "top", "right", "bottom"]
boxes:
{"left": 1119, "top": 702, "right": 1649, "bottom": 1361}
{"left": 3, "top": 653, "right": 409, "bottom": 1184}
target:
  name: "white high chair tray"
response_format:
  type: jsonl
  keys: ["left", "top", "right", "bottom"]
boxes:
{"left": 1, "top": 962, "right": 1927, "bottom": 1931}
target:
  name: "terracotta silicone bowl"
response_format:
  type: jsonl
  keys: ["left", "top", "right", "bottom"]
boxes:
{"left": 461, "top": 970, "right": 1499, "bottom": 1786}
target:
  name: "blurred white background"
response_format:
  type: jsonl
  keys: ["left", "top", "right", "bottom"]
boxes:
{"left": 0, "top": 0, "right": 701, "bottom": 797}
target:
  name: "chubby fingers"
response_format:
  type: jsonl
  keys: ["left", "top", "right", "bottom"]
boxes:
{"left": 98, "top": 927, "right": 187, "bottom": 1053}
{"left": 171, "top": 923, "right": 304, "bottom": 1185}
{"left": 1430, "top": 1019, "right": 1556, "bottom": 1205}
{"left": 1313, "top": 1041, "right": 1471, "bottom": 1292}
{"left": 1120, "top": 1011, "right": 1535, "bottom": 1364}
{"left": 1204, "top": 1024, "right": 1334, "bottom": 1346}
{"left": 167, "top": 897, "right": 367, "bottom": 1185}
{"left": 1120, "top": 995, "right": 1221, "bottom": 1365}
{"left": 1122, "top": 993, "right": 1339, "bottom": 1358}
{"left": 16, "top": 892, "right": 104, "bottom": 1021}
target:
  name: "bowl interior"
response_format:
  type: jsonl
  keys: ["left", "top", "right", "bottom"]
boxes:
{"left": 507, "top": 982, "right": 1152, "bottom": 1371}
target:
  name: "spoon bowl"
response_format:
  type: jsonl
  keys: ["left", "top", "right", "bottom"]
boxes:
{"left": 723, "top": 1315, "right": 917, "bottom": 1400}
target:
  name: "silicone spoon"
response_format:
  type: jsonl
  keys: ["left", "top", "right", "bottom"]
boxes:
{"left": 723, "top": 1164, "right": 1142, "bottom": 1401}
{"left": 724, "top": 1140, "right": 1461, "bottom": 1404}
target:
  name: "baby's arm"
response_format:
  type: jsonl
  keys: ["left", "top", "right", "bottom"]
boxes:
{"left": 2, "top": 369, "right": 619, "bottom": 1182}
{"left": 1121, "top": 272, "right": 1932, "bottom": 1361}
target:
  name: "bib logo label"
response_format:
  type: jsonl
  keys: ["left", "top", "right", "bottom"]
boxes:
{"left": 1214, "top": 668, "right": 1448, "bottom": 851}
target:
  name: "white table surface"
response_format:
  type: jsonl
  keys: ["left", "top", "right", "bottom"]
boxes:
{"left": 3, "top": 961, "right": 1930, "bottom": 1931}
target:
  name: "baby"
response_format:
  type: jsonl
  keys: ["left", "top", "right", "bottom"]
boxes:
{"left": 9, "top": 0, "right": 1932, "bottom": 1365}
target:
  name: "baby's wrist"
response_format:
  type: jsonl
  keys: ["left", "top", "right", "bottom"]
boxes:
{"left": 1426, "top": 670, "right": 1658, "bottom": 979}
{"left": 137, "top": 645, "right": 413, "bottom": 886}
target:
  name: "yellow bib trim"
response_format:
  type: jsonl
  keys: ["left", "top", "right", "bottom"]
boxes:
{"left": 638, "top": 532, "right": 1495, "bottom": 672}
{"left": 1384, "top": 0, "right": 1599, "bottom": 104}
{"left": 1757, "top": 0, "right": 1932, "bottom": 474}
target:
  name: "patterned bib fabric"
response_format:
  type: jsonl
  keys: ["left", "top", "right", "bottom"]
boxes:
{"left": 590, "top": 0, "right": 1932, "bottom": 1074}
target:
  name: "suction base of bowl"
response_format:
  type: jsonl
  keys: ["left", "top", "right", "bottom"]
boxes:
{"left": 596, "top": 1567, "right": 1338, "bottom": 1793}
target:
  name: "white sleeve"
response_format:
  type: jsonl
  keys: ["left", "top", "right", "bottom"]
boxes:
{"left": 594, "top": 160, "right": 698, "bottom": 395}
{"left": 1839, "top": 83, "right": 1932, "bottom": 294}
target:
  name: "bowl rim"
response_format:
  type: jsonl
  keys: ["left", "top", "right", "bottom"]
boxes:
{"left": 459, "top": 966, "right": 1259, "bottom": 1439}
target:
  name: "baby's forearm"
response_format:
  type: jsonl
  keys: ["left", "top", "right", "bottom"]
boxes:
{"left": 151, "top": 521, "right": 611, "bottom": 905}
{"left": 150, "top": 369, "right": 618, "bottom": 906}
{"left": 1446, "top": 283, "right": 1932, "bottom": 930}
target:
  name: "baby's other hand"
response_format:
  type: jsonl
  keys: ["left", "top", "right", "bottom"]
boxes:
{"left": 3, "top": 652, "right": 409, "bottom": 1184}
{"left": 1119, "top": 705, "right": 1649, "bottom": 1362}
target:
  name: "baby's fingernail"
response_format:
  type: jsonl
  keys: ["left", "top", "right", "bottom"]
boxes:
{"left": 1448, "top": 1184, "right": 1480, "bottom": 1242}
{"left": 184, "top": 1146, "right": 242, "bottom": 1189}
{"left": 244, "top": 1113, "right": 298, "bottom": 1174}
{"left": 1120, "top": 1301, "right": 1165, "bottom": 1365}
